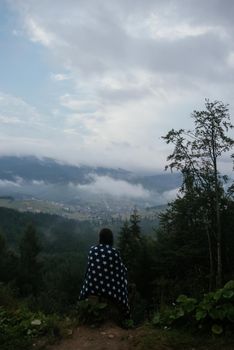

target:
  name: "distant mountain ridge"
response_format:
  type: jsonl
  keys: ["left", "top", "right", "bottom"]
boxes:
{"left": 0, "top": 156, "right": 181, "bottom": 191}
{"left": 0, "top": 156, "right": 131, "bottom": 184}
{"left": 0, "top": 156, "right": 181, "bottom": 208}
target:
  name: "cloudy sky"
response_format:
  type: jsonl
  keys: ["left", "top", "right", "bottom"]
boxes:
{"left": 0, "top": 0, "right": 234, "bottom": 173}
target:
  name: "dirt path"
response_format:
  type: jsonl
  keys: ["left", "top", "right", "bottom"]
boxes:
{"left": 47, "top": 323, "right": 138, "bottom": 350}
{"left": 44, "top": 322, "right": 234, "bottom": 350}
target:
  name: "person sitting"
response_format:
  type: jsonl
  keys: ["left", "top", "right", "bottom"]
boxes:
{"left": 79, "top": 228, "right": 130, "bottom": 320}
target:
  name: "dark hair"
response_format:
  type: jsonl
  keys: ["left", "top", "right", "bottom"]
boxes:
{"left": 99, "top": 228, "right": 113, "bottom": 246}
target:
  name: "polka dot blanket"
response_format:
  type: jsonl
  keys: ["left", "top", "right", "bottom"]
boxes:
{"left": 79, "top": 244, "right": 129, "bottom": 315}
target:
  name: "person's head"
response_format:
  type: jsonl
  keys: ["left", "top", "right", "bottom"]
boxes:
{"left": 99, "top": 228, "right": 113, "bottom": 246}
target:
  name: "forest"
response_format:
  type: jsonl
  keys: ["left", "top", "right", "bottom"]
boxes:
{"left": 1, "top": 100, "right": 234, "bottom": 349}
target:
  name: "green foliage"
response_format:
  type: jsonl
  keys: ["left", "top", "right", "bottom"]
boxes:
{"left": 224, "top": 280, "right": 234, "bottom": 290}
{"left": 118, "top": 211, "right": 157, "bottom": 322}
{"left": 0, "top": 232, "right": 6, "bottom": 254}
{"left": 37, "top": 252, "right": 85, "bottom": 314}
{"left": 18, "top": 224, "right": 42, "bottom": 297}
{"left": 122, "top": 318, "right": 134, "bottom": 329}
{"left": 118, "top": 210, "right": 143, "bottom": 283}
{"left": 132, "top": 326, "right": 234, "bottom": 350}
{"left": 75, "top": 300, "right": 108, "bottom": 325}
{"left": 154, "top": 195, "right": 210, "bottom": 303}
{"left": 212, "top": 324, "right": 223, "bottom": 335}
{"left": 153, "top": 280, "right": 234, "bottom": 334}
{"left": 162, "top": 99, "right": 234, "bottom": 289}
{"left": 0, "top": 306, "right": 62, "bottom": 350}
{"left": 0, "top": 207, "right": 95, "bottom": 315}
{"left": 0, "top": 206, "right": 97, "bottom": 253}
{"left": 176, "top": 295, "right": 197, "bottom": 313}
{"left": 0, "top": 284, "right": 18, "bottom": 309}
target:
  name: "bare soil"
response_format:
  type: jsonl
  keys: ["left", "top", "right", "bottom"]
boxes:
{"left": 44, "top": 323, "right": 234, "bottom": 350}
{"left": 47, "top": 323, "right": 138, "bottom": 350}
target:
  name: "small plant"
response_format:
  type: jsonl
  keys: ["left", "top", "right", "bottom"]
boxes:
{"left": 153, "top": 280, "right": 234, "bottom": 335}
{"left": 75, "top": 299, "right": 108, "bottom": 325}
{"left": 0, "top": 306, "right": 63, "bottom": 350}
{"left": 0, "top": 284, "right": 18, "bottom": 310}
{"left": 153, "top": 295, "right": 197, "bottom": 328}
{"left": 122, "top": 318, "right": 134, "bottom": 329}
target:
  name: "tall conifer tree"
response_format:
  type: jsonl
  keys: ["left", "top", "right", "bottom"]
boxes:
{"left": 19, "top": 224, "right": 41, "bottom": 296}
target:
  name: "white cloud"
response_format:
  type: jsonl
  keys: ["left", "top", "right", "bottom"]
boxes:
{"left": 0, "top": 178, "right": 22, "bottom": 188}
{"left": 74, "top": 175, "right": 150, "bottom": 199}
{"left": 60, "top": 94, "right": 101, "bottom": 113}
{"left": 227, "top": 52, "right": 234, "bottom": 69}
{"left": 2, "top": 0, "right": 234, "bottom": 172}
{"left": 0, "top": 180, "right": 19, "bottom": 187}
{"left": 24, "top": 16, "right": 56, "bottom": 47}
{"left": 0, "top": 92, "right": 41, "bottom": 125}
{"left": 0, "top": 115, "right": 22, "bottom": 124}
{"left": 125, "top": 12, "right": 225, "bottom": 40}
{"left": 51, "top": 73, "right": 70, "bottom": 81}
{"left": 161, "top": 187, "right": 180, "bottom": 203}
{"left": 32, "top": 180, "right": 46, "bottom": 186}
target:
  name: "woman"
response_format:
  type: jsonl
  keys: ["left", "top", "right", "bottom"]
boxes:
{"left": 79, "top": 228, "right": 130, "bottom": 317}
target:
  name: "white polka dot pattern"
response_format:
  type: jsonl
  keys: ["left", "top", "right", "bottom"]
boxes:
{"left": 79, "top": 244, "right": 129, "bottom": 313}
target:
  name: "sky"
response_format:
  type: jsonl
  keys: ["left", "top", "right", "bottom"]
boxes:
{"left": 0, "top": 0, "right": 234, "bottom": 173}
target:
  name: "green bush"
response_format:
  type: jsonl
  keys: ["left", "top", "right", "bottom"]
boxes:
{"left": 75, "top": 299, "right": 108, "bottom": 325}
{"left": 0, "top": 283, "right": 18, "bottom": 309}
{"left": 153, "top": 280, "right": 234, "bottom": 334}
{"left": 0, "top": 306, "right": 63, "bottom": 350}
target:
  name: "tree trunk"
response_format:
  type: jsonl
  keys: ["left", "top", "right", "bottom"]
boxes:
{"left": 206, "top": 224, "right": 215, "bottom": 291}
{"left": 214, "top": 159, "right": 222, "bottom": 288}
{"left": 216, "top": 198, "right": 222, "bottom": 288}
{"left": 211, "top": 120, "right": 222, "bottom": 289}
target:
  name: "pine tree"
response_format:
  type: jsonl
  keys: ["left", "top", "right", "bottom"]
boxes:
{"left": 0, "top": 231, "right": 6, "bottom": 256}
{"left": 0, "top": 232, "right": 6, "bottom": 282}
{"left": 129, "top": 208, "right": 141, "bottom": 240}
{"left": 162, "top": 99, "right": 234, "bottom": 289}
{"left": 118, "top": 220, "right": 131, "bottom": 266}
{"left": 19, "top": 224, "right": 41, "bottom": 296}
{"left": 118, "top": 210, "right": 142, "bottom": 286}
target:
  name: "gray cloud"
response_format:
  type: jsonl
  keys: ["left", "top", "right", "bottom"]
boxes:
{"left": 3, "top": 0, "right": 234, "bottom": 171}
{"left": 10, "top": 0, "right": 233, "bottom": 81}
{"left": 177, "top": 0, "right": 234, "bottom": 27}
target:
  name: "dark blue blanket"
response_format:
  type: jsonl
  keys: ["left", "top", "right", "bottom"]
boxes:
{"left": 79, "top": 244, "right": 129, "bottom": 314}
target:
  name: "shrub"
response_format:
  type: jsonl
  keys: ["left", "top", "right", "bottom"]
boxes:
{"left": 0, "top": 306, "right": 63, "bottom": 350}
{"left": 152, "top": 280, "right": 234, "bottom": 334}
{"left": 75, "top": 299, "right": 108, "bottom": 325}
